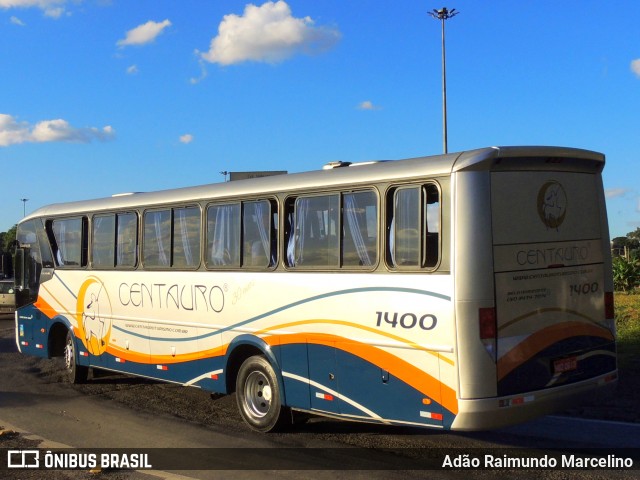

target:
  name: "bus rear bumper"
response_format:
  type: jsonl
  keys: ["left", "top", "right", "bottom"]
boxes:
{"left": 450, "top": 371, "right": 618, "bottom": 431}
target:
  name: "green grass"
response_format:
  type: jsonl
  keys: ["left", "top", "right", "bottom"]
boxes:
{"left": 615, "top": 293, "right": 640, "bottom": 367}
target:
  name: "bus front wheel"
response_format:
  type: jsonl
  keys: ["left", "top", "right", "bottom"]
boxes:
{"left": 235, "top": 355, "right": 289, "bottom": 432}
{"left": 64, "top": 330, "right": 88, "bottom": 384}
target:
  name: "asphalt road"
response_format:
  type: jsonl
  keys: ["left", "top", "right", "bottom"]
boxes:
{"left": 0, "top": 317, "right": 638, "bottom": 479}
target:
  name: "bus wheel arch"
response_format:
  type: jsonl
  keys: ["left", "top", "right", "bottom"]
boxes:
{"left": 48, "top": 321, "right": 69, "bottom": 358}
{"left": 225, "top": 337, "right": 291, "bottom": 432}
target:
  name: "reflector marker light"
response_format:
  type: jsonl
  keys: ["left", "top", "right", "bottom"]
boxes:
{"left": 420, "top": 411, "right": 443, "bottom": 421}
{"left": 79, "top": 351, "right": 89, "bottom": 357}
{"left": 157, "top": 365, "right": 168, "bottom": 371}
{"left": 21, "top": 341, "right": 28, "bottom": 346}
{"left": 315, "top": 392, "right": 334, "bottom": 401}
{"left": 211, "top": 374, "right": 219, "bottom": 380}
{"left": 499, "top": 395, "right": 535, "bottom": 408}
{"left": 35, "top": 344, "right": 44, "bottom": 349}
{"left": 115, "top": 357, "right": 126, "bottom": 363}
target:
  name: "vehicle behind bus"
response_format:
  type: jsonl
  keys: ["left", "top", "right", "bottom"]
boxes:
{"left": 0, "top": 279, "right": 16, "bottom": 317}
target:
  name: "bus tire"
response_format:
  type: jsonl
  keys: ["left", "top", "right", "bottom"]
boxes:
{"left": 235, "top": 355, "right": 289, "bottom": 432}
{"left": 64, "top": 330, "right": 88, "bottom": 384}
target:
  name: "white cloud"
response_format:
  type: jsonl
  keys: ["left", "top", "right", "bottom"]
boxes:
{"left": 0, "top": 114, "right": 115, "bottom": 147}
{"left": 605, "top": 188, "right": 629, "bottom": 199}
{"left": 199, "top": 0, "right": 340, "bottom": 65}
{"left": 0, "top": 0, "right": 67, "bottom": 18}
{"left": 10, "top": 15, "right": 26, "bottom": 25}
{"left": 126, "top": 64, "right": 139, "bottom": 75}
{"left": 117, "top": 19, "right": 171, "bottom": 48}
{"left": 357, "top": 100, "right": 381, "bottom": 111}
{"left": 179, "top": 134, "right": 194, "bottom": 144}
{"left": 631, "top": 59, "right": 640, "bottom": 78}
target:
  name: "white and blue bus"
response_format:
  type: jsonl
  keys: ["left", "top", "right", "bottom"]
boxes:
{"left": 14, "top": 146, "right": 617, "bottom": 432}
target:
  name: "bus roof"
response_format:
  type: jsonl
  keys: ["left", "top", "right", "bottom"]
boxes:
{"left": 22, "top": 146, "right": 604, "bottom": 222}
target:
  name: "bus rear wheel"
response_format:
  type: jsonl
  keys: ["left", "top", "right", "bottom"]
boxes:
{"left": 235, "top": 355, "right": 289, "bottom": 432}
{"left": 64, "top": 330, "right": 88, "bottom": 384}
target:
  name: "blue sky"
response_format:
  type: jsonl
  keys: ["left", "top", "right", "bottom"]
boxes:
{"left": 1, "top": 0, "right": 639, "bottom": 239}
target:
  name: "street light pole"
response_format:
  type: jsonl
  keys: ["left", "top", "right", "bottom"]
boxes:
{"left": 429, "top": 7, "right": 458, "bottom": 154}
{"left": 20, "top": 198, "right": 29, "bottom": 217}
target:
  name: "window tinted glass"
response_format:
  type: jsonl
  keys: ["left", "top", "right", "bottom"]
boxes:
{"left": 117, "top": 212, "right": 138, "bottom": 267}
{"left": 342, "top": 191, "right": 377, "bottom": 267}
{"left": 52, "top": 218, "right": 85, "bottom": 267}
{"left": 92, "top": 215, "right": 115, "bottom": 268}
{"left": 288, "top": 194, "right": 339, "bottom": 267}
{"left": 243, "top": 200, "right": 272, "bottom": 268}
{"left": 143, "top": 210, "right": 171, "bottom": 267}
{"left": 173, "top": 207, "right": 201, "bottom": 268}
{"left": 206, "top": 204, "right": 240, "bottom": 267}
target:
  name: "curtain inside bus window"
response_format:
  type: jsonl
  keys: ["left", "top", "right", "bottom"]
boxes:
{"left": 343, "top": 191, "right": 377, "bottom": 267}
{"left": 243, "top": 201, "right": 272, "bottom": 268}
{"left": 292, "top": 195, "right": 339, "bottom": 267}
{"left": 207, "top": 204, "right": 240, "bottom": 267}
{"left": 52, "top": 218, "right": 84, "bottom": 267}
{"left": 392, "top": 187, "right": 420, "bottom": 267}
{"left": 143, "top": 210, "right": 170, "bottom": 267}
{"left": 173, "top": 207, "right": 200, "bottom": 268}
{"left": 92, "top": 214, "right": 115, "bottom": 268}
{"left": 116, "top": 212, "right": 137, "bottom": 268}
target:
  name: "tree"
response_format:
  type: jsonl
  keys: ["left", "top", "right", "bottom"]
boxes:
{"left": 1, "top": 225, "right": 17, "bottom": 252}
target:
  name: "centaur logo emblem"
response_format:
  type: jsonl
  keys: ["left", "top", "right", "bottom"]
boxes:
{"left": 537, "top": 181, "right": 567, "bottom": 230}
{"left": 76, "top": 277, "right": 112, "bottom": 355}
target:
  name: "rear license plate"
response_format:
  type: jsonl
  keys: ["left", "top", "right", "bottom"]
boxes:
{"left": 553, "top": 356, "right": 578, "bottom": 374}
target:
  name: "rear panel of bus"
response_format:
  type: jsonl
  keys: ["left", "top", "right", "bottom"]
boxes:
{"left": 492, "top": 165, "right": 616, "bottom": 397}
{"left": 453, "top": 150, "right": 616, "bottom": 429}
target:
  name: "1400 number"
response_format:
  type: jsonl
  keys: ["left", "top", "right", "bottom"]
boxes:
{"left": 375, "top": 311, "right": 437, "bottom": 330}
{"left": 569, "top": 282, "right": 599, "bottom": 296}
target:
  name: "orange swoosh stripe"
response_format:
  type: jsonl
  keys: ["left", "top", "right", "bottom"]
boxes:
{"left": 105, "top": 343, "right": 228, "bottom": 364}
{"left": 497, "top": 321, "right": 615, "bottom": 380}
{"left": 254, "top": 319, "right": 455, "bottom": 366}
{"left": 34, "top": 296, "right": 58, "bottom": 320}
{"left": 265, "top": 332, "right": 458, "bottom": 415}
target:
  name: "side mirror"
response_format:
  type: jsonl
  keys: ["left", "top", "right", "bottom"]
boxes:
{"left": 14, "top": 248, "right": 27, "bottom": 292}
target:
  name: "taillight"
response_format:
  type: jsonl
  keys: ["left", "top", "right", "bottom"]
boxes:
{"left": 479, "top": 307, "right": 497, "bottom": 339}
{"left": 479, "top": 307, "right": 497, "bottom": 362}
{"left": 604, "top": 292, "right": 614, "bottom": 320}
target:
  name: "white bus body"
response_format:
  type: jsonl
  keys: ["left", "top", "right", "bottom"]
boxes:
{"left": 14, "top": 146, "right": 616, "bottom": 431}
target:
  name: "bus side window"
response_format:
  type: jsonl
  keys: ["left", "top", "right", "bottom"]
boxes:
{"left": 116, "top": 212, "right": 138, "bottom": 268}
{"left": 242, "top": 200, "right": 276, "bottom": 268}
{"left": 390, "top": 187, "right": 420, "bottom": 267}
{"left": 287, "top": 194, "right": 339, "bottom": 268}
{"left": 342, "top": 191, "right": 378, "bottom": 267}
{"left": 143, "top": 210, "right": 171, "bottom": 267}
{"left": 172, "top": 207, "right": 201, "bottom": 269}
{"left": 387, "top": 184, "right": 440, "bottom": 269}
{"left": 92, "top": 214, "right": 116, "bottom": 268}
{"left": 206, "top": 203, "right": 241, "bottom": 268}
{"left": 51, "top": 217, "right": 88, "bottom": 267}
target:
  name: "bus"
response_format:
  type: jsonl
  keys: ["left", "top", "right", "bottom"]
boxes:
{"left": 13, "top": 146, "right": 617, "bottom": 432}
